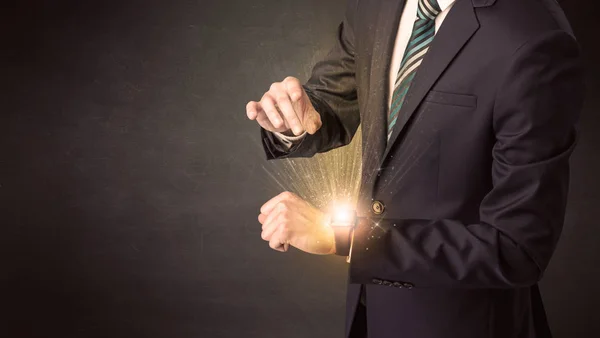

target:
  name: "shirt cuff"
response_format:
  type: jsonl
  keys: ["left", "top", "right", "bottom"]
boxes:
{"left": 273, "top": 131, "right": 307, "bottom": 150}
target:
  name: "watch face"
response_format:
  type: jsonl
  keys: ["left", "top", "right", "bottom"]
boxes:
{"left": 330, "top": 206, "right": 356, "bottom": 227}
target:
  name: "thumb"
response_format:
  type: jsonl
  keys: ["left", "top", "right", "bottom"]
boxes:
{"left": 303, "top": 107, "right": 322, "bottom": 135}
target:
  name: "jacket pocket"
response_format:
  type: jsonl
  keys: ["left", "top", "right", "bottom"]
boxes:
{"left": 424, "top": 90, "right": 477, "bottom": 108}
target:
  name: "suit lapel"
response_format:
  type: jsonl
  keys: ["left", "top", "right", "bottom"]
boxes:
{"left": 380, "top": 0, "right": 480, "bottom": 165}
{"left": 359, "top": 0, "right": 406, "bottom": 203}
{"left": 360, "top": 0, "right": 406, "bottom": 182}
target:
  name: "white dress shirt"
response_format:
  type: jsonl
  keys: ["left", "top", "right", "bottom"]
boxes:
{"left": 275, "top": 0, "right": 456, "bottom": 148}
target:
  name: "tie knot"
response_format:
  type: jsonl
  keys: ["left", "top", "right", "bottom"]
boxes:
{"left": 417, "top": 0, "right": 442, "bottom": 20}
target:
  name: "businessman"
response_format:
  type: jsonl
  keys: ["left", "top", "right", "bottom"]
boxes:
{"left": 246, "top": 0, "right": 585, "bottom": 337}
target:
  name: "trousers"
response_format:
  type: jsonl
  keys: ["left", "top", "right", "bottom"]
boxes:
{"left": 349, "top": 285, "right": 368, "bottom": 338}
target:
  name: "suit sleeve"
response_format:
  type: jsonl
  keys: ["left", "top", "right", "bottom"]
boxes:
{"left": 348, "top": 30, "right": 585, "bottom": 288}
{"left": 261, "top": 0, "right": 361, "bottom": 160}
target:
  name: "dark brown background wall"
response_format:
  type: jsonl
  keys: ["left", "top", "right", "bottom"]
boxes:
{"left": 1, "top": 1, "right": 597, "bottom": 337}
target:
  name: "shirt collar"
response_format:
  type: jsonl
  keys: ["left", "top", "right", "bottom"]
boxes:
{"left": 437, "top": 0, "right": 456, "bottom": 12}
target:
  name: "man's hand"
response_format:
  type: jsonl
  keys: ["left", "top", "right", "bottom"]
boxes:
{"left": 246, "top": 77, "right": 322, "bottom": 136}
{"left": 258, "top": 192, "right": 335, "bottom": 255}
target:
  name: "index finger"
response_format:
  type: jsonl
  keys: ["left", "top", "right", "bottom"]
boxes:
{"left": 284, "top": 77, "right": 303, "bottom": 102}
{"left": 275, "top": 93, "right": 303, "bottom": 135}
{"left": 246, "top": 101, "right": 259, "bottom": 120}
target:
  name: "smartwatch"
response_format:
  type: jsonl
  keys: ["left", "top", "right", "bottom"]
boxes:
{"left": 328, "top": 207, "right": 357, "bottom": 258}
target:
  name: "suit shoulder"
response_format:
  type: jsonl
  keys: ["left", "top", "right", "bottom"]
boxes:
{"left": 476, "top": 0, "right": 576, "bottom": 52}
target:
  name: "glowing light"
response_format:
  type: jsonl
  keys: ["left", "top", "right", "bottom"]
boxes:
{"left": 235, "top": 95, "right": 445, "bottom": 243}
{"left": 331, "top": 204, "right": 355, "bottom": 227}
{"left": 334, "top": 206, "right": 353, "bottom": 222}
{"left": 257, "top": 117, "right": 436, "bottom": 215}
{"left": 262, "top": 126, "right": 364, "bottom": 210}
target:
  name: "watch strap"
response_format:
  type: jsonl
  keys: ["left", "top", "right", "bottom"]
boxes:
{"left": 333, "top": 226, "right": 353, "bottom": 256}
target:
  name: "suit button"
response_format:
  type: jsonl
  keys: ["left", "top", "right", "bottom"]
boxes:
{"left": 382, "top": 280, "right": 392, "bottom": 287}
{"left": 371, "top": 200, "right": 385, "bottom": 215}
{"left": 392, "top": 282, "right": 403, "bottom": 288}
{"left": 372, "top": 278, "right": 383, "bottom": 285}
{"left": 403, "top": 282, "right": 414, "bottom": 289}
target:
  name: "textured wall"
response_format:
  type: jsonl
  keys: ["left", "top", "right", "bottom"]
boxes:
{"left": 1, "top": 1, "right": 596, "bottom": 337}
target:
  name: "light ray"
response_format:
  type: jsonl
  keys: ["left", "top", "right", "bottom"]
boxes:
{"left": 262, "top": 126, "right": 364, "bottom": 210}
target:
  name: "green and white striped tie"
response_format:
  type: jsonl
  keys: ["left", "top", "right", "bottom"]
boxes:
{"left": 388, "top": 0, "right": 442, "bottom": 140}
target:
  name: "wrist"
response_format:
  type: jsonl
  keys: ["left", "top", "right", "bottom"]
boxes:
{"left": 323, "top": 224, "right": 337, "bottom": 255}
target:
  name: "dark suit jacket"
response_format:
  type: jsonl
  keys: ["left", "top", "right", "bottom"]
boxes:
{"left": 260, "top": 0, "right": 585, "bottom": 337}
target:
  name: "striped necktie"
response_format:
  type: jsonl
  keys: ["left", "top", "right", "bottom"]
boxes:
{"left": 388, "top": 0, "right": 442, "bottom": 140}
